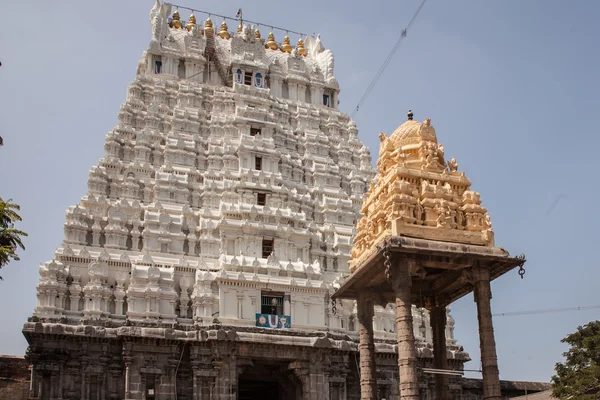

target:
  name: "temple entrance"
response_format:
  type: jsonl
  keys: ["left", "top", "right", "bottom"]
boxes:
{"left": 238, "top": 360, "right": 303, "bottom": 400}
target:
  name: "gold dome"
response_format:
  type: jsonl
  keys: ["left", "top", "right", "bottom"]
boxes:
{"left": 265, "top": 32, "right": 278, "bottom": 50}
{"left": 186, "top": 13, "right": 196, "bottom": 31}
{"left": 218, "top": 21, "right": 230, "bottom": 39}
{"left": 170, "top": 10, "right": 183, "bottom": 29}
{"left": 388, "top": 112, "right": 437, "bottom": 149}
{"left": 204, "top": 17, "right": 214, "bottom": 36}
{"left": 297, "top": 38, "right": 307, "bottom": 56}
{"left": 281, "top": 35, "right": 293, "bottom": 53}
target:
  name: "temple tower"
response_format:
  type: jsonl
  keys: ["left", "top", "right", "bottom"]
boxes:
{"left": 24, "top": 3, "right": 471, "bottom": 399}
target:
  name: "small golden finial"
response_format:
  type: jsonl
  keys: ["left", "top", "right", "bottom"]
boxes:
{"left": 186, "top": 13, "right": 197, "bottom": 32}
{"left": 265, "top": 32, "right": 278, "bottom": 50}
{"left": 255, "top": 28, "right": 264, "bottom": 44}
{"left": 204, "top": 17, "right": 214, "bottom": 36}
{"left": 281, "top": 35, "right": 293, "bottom": 53}
{"left": 218, "top": 21, "right": 230, "bottom": 39}
{"left": 237, "top": 24, "right": 243, "bottom": 34}
{"left": 170, "top": 9, "right": 183, "bottom": 29}
{"left": 297, "top": 38, "right": 307, "bottom": 56}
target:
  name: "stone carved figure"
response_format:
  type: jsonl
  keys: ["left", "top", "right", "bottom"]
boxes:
{"left": 456, "top": 209, "right": 465, "bottom": 228}
{"left": 484, "top": 214, "right": 492, "bottom": 231}
{"left": 447, "top": 157, "right": 458, "bottom": 172}
{"left": 414, "top": 202, "right": 424, "bottom": 225}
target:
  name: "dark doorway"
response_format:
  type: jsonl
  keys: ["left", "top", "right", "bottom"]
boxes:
{"left": 238, "top": 360, "right": 302, "bottom": 400}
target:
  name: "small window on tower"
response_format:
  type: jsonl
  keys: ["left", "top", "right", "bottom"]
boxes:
{"left": 323, "top": 94, "right": 330, "bottom": 107}
{"left": 244, "top": 71, "right": 253, "bottom": 86}
{"left": 262, "top": 238, "right": 274, "bottom": 258}
{"left": 255, "top": 156, "right": 263, "bottom": 171}
{"left": 154, "top": 59, "right": 162, "bottom": 74}
{"left": 257, "top": 193, "right": 267, "bottom": 206}
{"left": 250, "top": 127, "right": 262, "bottom": 136}
{"left": 261, "top": 292, "right": 284, "bottom": 315}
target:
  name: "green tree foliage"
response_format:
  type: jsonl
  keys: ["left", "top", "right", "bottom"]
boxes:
{"left": 552, "top": 320, "right": 600, "bottom": 400}
{"left": 0, "top": 197, "right": 28, "bottom": 279}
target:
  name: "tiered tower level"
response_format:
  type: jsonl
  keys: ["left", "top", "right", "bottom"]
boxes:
{"left": 25, "top": 3, "right": 471, "bottom": 399}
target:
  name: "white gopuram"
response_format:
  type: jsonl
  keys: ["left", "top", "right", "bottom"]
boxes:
{"left": 26, "top": 3, "right": 467, "bottom": 399}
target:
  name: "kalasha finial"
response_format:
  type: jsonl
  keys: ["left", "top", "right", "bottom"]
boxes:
{"left": 255, "top": 28, "right": 264, "bottom": 44}
{"left": 237, "top": 24, "right": 243, "bottom": 34}
{"left": 186, "top": 13, "right": 197, "bottom": 31}
{"left": 407, "top": 110, "right": 414, "bottom": 121}
{"left": 297, "top": 38, "right": 307, "bottom": 56}
{"left": 170, "top": 9, "right": 183, "bottom": 29}
{"left": 281, "top": 35, "right": 293, "bottom": 53}
{"left": 218, "top": 21, "right": 230, "bottom": 39}
{"left": 204, "top": 17, "right": 214, "bottom": 36}
{"left": 265, "top": 32, "right": 278, "bottom": 50}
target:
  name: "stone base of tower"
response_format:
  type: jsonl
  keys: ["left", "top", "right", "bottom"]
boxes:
{"left": 23, "top": 320, "right": 472, "bottom": 400}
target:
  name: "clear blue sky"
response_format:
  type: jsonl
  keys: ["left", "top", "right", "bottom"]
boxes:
{"left": 1, "top": 0, "right": 599, "bottom": 383}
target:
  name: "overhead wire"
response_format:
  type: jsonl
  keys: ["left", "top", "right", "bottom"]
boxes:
{"left": 351, "top": 0, "right": 428, "bottom": 118}
{"left": 492, "top": 305, "right": 600, "bottom": 318}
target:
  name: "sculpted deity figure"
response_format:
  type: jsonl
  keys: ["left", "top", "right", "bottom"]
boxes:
{"left": 456, "top": 209, "right": 464, "bottom": 228}
{"left": 447, "top": 157, "right": 458, "bottom": 172}
{"left": 414, "top": 202, "right": 424, "bottom": 224}
{"left": 484, "top": 214, "right": 492, "bottom": 231}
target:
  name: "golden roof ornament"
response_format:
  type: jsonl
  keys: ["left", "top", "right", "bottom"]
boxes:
{"left": 204, "top": 17, "right": 214, "bottom": 36}
{"left": 281, "top": 35, "right": 293, "bottom": 53}
{"left": 265, "top": 32, "right": 278, "bottom": 50}
{"left": 297, "top": 38, "right": 307, "bottom": 56}
{"left": 186, "top": 13, "right": 197, "bottom": 32}
{"left": 218, "top": 21, "right": 230, "bottom": 39}
{"left": 255, "top": 28, "right": 262, "bottom": 41}
{"left": 169, "top": 10, "right": 183, "bottom": 29}
{"left": 237, "top": 24, "right": 243, "bottom": 34}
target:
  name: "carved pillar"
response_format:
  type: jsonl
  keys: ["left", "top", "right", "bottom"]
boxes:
{"left": 388, "top": 258, "right": 419, "bottom": 400}
{"left": 430, "top": 301, "right": 450, "bottom": 400}
{"left": 474, "top": 266, "right": 501, "bottom": 400}
{"left": 124, "top": 355, "right": 132, "bottom": 399}
{"left": 356, "top": 291, "right": 377, "bottom": 400}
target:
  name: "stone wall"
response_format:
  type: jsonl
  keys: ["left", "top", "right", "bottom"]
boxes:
{"left": 0, "top": 356, "right": 30, "bottom": 400}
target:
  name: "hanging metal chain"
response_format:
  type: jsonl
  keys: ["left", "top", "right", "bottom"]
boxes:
{"left": 331, "top": 296, "right": 337, "bottom": 315}
{"left": 383, "top": 248, "right": 392, "bottom": 282}
{"left": 517, "top": 253, "right": 526, "bottom": 279}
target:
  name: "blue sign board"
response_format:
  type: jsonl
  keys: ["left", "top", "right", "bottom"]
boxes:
{"left": 255, "top": 314, "right": 291, "bottom": 329}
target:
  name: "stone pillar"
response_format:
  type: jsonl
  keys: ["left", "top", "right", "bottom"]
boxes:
{"left": 356, "top": 291, "right": 377, "bottom": 400}
{"left": 474, "top": 266, "right": 501, "bottom": 400}
{"left": 124, "top": 356, "right": 132, "bottom": 399}
{"left": 430, "top": 302, "right": 450, "bottom": 400}
{"left": 388, "top": 259, "right": 419, "bottom": 400}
